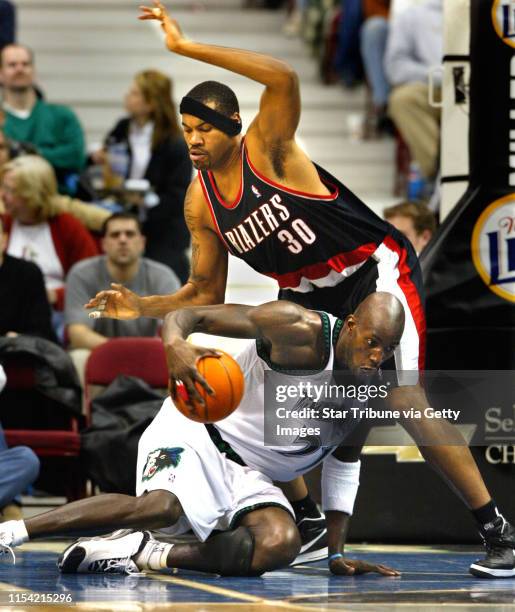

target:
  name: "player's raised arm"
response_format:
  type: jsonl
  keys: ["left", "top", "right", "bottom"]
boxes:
{"left": 138, "top": 1, "right": 300, "bottom": 142}
{"left": 85, "top": 179, "right": 228, "bottom": 320}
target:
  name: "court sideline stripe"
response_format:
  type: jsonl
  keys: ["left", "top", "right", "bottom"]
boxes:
{"left": 149, "top": 573, "right": 322, "bottom": 610}
{"left": 287, "top": 587, "right": 496, "bottom": 602}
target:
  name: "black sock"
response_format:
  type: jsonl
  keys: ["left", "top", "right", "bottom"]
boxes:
{"left": 472, "top": 500, "right": 502, "bottom": 529}
{"left": 291, "top": 494, "right": 321, "bottom": 521}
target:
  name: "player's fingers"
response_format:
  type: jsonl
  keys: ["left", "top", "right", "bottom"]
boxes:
{"left": 192, "top": 369, "right": 215, "bottom": 396}
{"left": 168, "top": 378, "right": 176, "bottom": 399}
{"left": 84, "top": 291, "right": 109, "bottom": 308}
{"left": 110, "top": 283, "right": 127, "bottom": 294}
{"left": 376, "top": 564, "right": 400, "bottom": 577}
{"left": 138, "top": 6, "right": 155, "bottom": 18}
{"left": 185, "top": 378, "right": 204, "bottom": 407}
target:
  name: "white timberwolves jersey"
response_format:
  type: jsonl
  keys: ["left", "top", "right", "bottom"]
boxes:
{"left": 214, "top": 312, "right": 358, "bottom": 482}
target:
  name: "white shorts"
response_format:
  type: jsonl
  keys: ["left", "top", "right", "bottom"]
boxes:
{"left": 136, "top": 398, "right": 294, "bottom": 542}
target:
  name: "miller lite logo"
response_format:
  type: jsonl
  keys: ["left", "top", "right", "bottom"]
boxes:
{"left": 492, "top": 0, "right": 515, "bottom": 47}
{"left": 471, "top": 195, "right": 515, "bottom": 303}
{"left": 251, "top": 184, "right": 262, "bottom": 198}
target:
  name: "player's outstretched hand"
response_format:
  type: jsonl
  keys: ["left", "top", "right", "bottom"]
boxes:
{"left": 329, "top": 557, "right": 400, "bottom": 577}
{"left": 165, "top": 339, "right": 220, "bottom": 407}
{"left": 138, "top": 1, "right": 185, "bottom": 53}
{"left": 85, "top": 283, "right": 142, "bottom": 320}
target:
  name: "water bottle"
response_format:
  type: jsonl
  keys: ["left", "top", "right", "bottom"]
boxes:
{"left": 407, "top": 162, "right": 425, "bottom": 201}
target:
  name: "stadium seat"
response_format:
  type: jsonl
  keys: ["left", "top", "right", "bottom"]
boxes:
{"left": 2, "top": 353, "right": 85, "bottom": 501}
{"left": 84, "top": 337, "right": 169, "bottom": 412}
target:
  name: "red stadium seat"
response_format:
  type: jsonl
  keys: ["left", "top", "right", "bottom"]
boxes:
{"left": 2, "top": 354, "right": 85, "bottom": 501}
{"left": 84, "top": 337, "right": 169, "bottom": 415}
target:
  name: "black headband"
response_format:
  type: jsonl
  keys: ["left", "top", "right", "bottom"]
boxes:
{"left": 179, "top": 96, "right": 242, "bottom": 136}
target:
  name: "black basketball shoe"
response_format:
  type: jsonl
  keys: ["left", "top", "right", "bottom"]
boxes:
{"left": 469, "top": 517, "right": 515, "bottom": 578}
{"left": 290, "top": 513, "right": 328, "bottom": 565}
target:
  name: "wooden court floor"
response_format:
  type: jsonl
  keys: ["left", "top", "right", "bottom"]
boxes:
{"left": 0, "top": 542, "right": 514, "bottom": 611}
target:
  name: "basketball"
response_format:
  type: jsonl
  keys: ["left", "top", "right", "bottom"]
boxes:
{"left": 173, "top": 351, "right": 244, "bottom": 423}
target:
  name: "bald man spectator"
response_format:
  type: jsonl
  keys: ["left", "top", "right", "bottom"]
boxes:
{"left": 383, "top": 200, "right": 436, "bottom": 254}
{"left": 0, "top": 44, "right": 86, "bottom": 195}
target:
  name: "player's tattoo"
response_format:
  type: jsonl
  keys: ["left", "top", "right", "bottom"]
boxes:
{"left": 190, "top": 238, "right": 203, "bottom": 282}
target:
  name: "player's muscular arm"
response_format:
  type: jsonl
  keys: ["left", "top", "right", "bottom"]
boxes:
{"left": 162, "top": 301, "right": 321, "bottom": 402}
{"left": 85, "top": 180, "right": 228, "bottom": 320}
{"left": 139, "top": 2, "right": 300, "bottom": 142}
{"left": 164, "top": 300, "right": 311, "bottom": 344}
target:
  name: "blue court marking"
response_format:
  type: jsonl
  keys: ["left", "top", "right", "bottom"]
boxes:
{"left": 0, "top": 545, "right": 514, "bottom": 607}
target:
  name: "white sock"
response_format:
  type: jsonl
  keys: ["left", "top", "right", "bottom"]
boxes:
{"left": 3, "top": 520, "right": 29, "bottom": 546}
{"left": 134, "top": 538, "right": 173, "bottom": 571}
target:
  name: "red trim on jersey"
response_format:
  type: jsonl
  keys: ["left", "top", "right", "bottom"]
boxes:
{"left": 244, "top": 144, "right": 339, "bottom": 201}
{"left": 197, "top": 172, "right": 233, "bottom": 253}
{"left": 207, "top": 143, "right": 244, "bottom": 210}
{"left": 383, "top": 235, "right": 427, "bottom": 371}
{"left": 266, "top": 242, "right": 377, "bottom": 288}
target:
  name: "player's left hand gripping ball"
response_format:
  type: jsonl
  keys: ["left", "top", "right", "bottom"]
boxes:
{"left": 173, "top": 351, "right": 244, "bottom": 423}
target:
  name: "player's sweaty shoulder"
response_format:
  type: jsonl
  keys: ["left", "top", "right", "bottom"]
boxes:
{"left": 185, "top": 176, "right": 214, "bottom": 232}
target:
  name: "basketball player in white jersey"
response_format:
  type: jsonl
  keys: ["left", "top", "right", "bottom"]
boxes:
{"left": 0, "top": 294, "right": 403, "bottom": 577}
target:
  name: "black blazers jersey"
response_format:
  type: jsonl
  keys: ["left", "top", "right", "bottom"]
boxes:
{"left": 198, "top": 140, "right": 412, "bottom": 294}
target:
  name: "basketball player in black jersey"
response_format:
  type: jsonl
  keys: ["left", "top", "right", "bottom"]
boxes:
{"left": 85, "top": 1, "right": 515, "bottom": 577}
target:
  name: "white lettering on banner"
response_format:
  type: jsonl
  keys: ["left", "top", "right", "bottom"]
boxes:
{"left": 485, "top": 445, "right": 515, "bottom": 464}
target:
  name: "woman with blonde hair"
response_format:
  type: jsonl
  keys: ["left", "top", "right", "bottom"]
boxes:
{"left": 1, "top": 155, "right": 98, "bottom": 311}
{"left": 94, "top": 69, "right": 192, "bottom": 283}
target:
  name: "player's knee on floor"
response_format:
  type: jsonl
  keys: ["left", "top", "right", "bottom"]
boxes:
{"left": 202, "top": 526, "right": 255, "bottom": 576}
{"left": 250, "top": 521, "right": 301, "bottom": 575}
{"left": 135, "top": 490, "right": 182, "bottom": 529}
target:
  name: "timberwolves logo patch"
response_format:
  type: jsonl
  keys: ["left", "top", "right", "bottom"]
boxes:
{"left": 142, "top": 447, "right": 184, "bottom": 481}
{"left": 492, "top": 0, "right": 515, "bottom": 47}
{"left": 471, "top": 195, "right": 515, "bottom": 303}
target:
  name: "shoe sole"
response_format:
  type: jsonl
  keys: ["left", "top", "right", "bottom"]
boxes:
{"left": 58, "top": 545, "right": 86, "bottom": 574}
{"left": 290, "top": 545, "right": 328, "bottom": 566}
{"left": 469, "top": 563, "right": 515, "bottom": 578}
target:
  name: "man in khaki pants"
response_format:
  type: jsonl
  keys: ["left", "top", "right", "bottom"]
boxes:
{"left": 385, "top": 0, "right": 443, "bottom": 180}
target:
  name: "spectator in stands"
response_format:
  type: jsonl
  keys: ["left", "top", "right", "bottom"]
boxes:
{"left": 0, "top": 364, "right": 40, "bottom": 522}
{"left": 0, "top": 155, "right": 98, "bottom": 313}
{"left": 65, "top": 212, "right": 180, "bottom": 384}
{"left": 360, "top": 0, "right": 391, "bottom": 134}
{"left": 333, "top": 0, "right": 363, "bottom": 88}
{"left": 0, "top": 127, "right": 110, "bottom": 231}
{"left": 0, "top": 1, "right": 15, "bottom": 51}
{"left": 383, "top": 200, "right": 435, "bottom": 254}
{"left": 384, "top": 0, "right": 442, "bottom": 181}
{"left": 92, "top": 70, "right": 191, "bottom": 283}
{"left": 0, "top": 44, "right": 86, "bottom": 195}
{"left": 283, "top": 0, "right": 307, "bottom": 37}
{"left": 0, "top": 216, "right": 56, "bottom": 341}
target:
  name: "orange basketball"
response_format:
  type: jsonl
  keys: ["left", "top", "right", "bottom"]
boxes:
{"left": 173, "top": 350, "right": 244, "bottom": 423}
